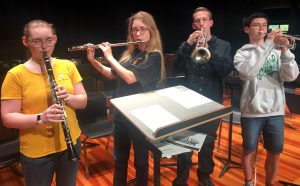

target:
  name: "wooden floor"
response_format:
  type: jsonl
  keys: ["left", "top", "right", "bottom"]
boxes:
{"left": 1, "top": 113, "right": 300, "bottom": 186}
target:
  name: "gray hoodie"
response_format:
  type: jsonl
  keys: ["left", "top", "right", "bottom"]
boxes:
{"left": 234, "top": 39, "right": 299, "bottom": 117}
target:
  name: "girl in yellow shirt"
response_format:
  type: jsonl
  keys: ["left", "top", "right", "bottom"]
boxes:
{"left": 1, "top": 19, "right": 87, "bottom": 186}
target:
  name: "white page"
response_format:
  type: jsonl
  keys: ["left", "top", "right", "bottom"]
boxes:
{"left": 155, "top": 87, "right": 178, "bottom": 96}
{"left": 156, "top": 88, "right": 212, "bottom": 109}
{"left": 130, "top": 105, "right": 180, "bottom": 132}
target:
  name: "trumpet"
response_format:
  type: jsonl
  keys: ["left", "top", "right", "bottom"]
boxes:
{"left": 276, "top": 34, "right": 300, "bottom": 50}
{"left": 68, "top": 41, "right": 147, "bottom": 51}
{"left": 191, "top": 29, "right": 211, "bottom": 64}
{"left": 263, "top": 32, "right": 300, "bottom": 50}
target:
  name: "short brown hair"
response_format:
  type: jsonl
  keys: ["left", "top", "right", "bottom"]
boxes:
{"left": 193, "top": 7, "right": 212, "bottom": 20}
{"left": 242, "top": 12, "right": 269, "bottom": 27}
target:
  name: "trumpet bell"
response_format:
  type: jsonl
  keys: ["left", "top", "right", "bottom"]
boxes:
{"left": 191, "top": 47, "right": 211, "bottom": 64}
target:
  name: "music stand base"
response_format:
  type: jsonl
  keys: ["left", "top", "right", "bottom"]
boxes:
{"left": 215, "top": 156, "right": 241, "bottom": 178}
{"left": 126, "top": 178, "right": 136, "bottom": 185}
{"left": 278, "top": 180, "right": 300, "bottom": 186}
{"left": 284, "top": 123, "right": 297, "bottom": 130}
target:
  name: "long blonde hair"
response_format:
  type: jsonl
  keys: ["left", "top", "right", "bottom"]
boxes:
{"left": 119, "top": 11, "right": 165, "bottom": 83}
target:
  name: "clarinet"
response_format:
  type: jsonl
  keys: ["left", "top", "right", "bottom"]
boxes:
{"left": 43, "top": 51, "right": 79, "bottom": 162}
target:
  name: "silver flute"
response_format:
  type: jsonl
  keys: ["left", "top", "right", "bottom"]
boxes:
{"left": 68, "top": 41, "right": 147, "bottom": 51}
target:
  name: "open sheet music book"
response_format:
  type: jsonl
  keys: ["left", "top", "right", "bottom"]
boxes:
{"left": 151, "top": 130, "right": 207, "bottom": 158}
{"left": 110, "top": 85, "right": 232, "bottom": 141}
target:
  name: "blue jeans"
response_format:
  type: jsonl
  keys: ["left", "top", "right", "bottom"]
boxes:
{"left": 241, "top": 116, "right": 284, "bottom": 153}
{"left": 113, "top": 120, "right": 149, "bottom": 186}
{"left": 21, "top": 138, "right": 81, "bottom": 186}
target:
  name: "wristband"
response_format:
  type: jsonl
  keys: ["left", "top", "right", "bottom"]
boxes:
{"left": 37, "top": 114, "right": 43, "bottom": 125}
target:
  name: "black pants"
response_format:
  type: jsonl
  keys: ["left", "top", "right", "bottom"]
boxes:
{"left": 113, "top": 120, "right": 149, "bottom": 186}
{"left": 173, "top": 119, "right": 220, "bottom": 186}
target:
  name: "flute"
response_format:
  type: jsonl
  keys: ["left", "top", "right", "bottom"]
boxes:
{"left": 43, "top": 51, "right": 79, "bottom": 162}
{"left": 68, "top": 40, "right": 147, "bottom": 51}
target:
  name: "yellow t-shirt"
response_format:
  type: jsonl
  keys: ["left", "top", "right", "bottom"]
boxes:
{"left": 1, "top": 58, "right": 82, "bottom": 158}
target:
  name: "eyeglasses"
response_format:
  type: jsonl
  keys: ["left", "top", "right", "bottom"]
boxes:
{"left": 250, "top": 23, "right": 268, "bottom": 28}
{"left": 131, "top": 27, "right": 148, "bottom": 34}
{"left": 27, "top": 37, "right": 55, "bottom": 47}
{"left": 193, "top": 18, "right": 209, "bottom": 24}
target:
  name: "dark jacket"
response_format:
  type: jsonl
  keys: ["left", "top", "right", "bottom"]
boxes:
{"left": 174, "top": 35, "right": 233, "bottom": 103}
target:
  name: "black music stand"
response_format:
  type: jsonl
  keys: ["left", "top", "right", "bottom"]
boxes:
{"left": 216, "top": 75, "right": 242, "bottom": 178}
{"left": 284, "top": 88, "right": 299, "bottom": 130}
{"left": 279, "top": 180, "right": 300, "bottom": 186}
{"left": 284, "top": 73, "right": 300, "bottom": 130}
{"left": 110, "top": 86, "right": 232, "bottom": 186}
{"left": 216, "top": 113, "right": 242, "bottom": 178}
{"left": 159, "top": 76, "right": 198, "bottom": 168}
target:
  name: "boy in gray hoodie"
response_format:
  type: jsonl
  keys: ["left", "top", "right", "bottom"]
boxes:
{"left": 234, "top": 12, "right": 299, "bottom": 186}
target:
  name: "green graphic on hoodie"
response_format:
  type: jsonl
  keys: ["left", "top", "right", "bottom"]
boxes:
{"left": 257, "top": 52, "right": 278, "bottom": 80}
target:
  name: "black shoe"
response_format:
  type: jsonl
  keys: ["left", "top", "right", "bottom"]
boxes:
{"left": 198, "top": 176, "right": 215, "bottom": 186}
